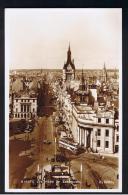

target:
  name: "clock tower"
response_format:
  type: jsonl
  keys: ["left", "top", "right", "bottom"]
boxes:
{"left": 63, "top": 44, "right": 75, "bottom": 83}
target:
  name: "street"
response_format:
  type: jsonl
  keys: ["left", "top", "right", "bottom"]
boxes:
{"left": 9, "top": 83, "right": 118, "bottom": 189}
{"left": 10, "top": 112, "right": 118, "bottom": 189}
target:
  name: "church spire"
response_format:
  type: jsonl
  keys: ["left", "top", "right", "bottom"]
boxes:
{"left": 114, "top": 66, "right": 117, "bottom": 79}
{"left": 77, "top": 68, "right": 89, "bottom": 104}
{"left": 80, "top": 68, "right": 86, "bottom": 91}
{"left": 103, "top": 62, "right": 107, "bottom": 82}
{"left": 81, "top": 69, "right": 84, "bottom": 86}
{"left": 67, "top": 42, "right": 71, "bottom": 62}
{"left": 104, "top": 62, "right": 106, "bottom": 70}
{"left": 68, "top": 42, "right": 71, "bottom": 52}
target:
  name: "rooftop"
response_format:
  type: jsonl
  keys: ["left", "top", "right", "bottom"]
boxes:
{"left": 14, "top": 91, "right": 37, "bottom": 99}
{"left": 75, "top": 104, "right": 95, "bottom": 113}
{"left": 96, "top": 110, "right": 114, "bottom": 118}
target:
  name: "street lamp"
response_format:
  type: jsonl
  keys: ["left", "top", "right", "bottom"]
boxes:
{"left": 95, "top": 131, "right": 98, "bottom": 153}
{"left": 36, "top": 164, "right": 43, "bottom": 189}
{"left": 80, "top": 163, "right": 83, "bottom": 189}
{"left": 54, "top": 137, "right": 57, "bottom": 162}
{"left": 24, "top": 133, "right": 27, "bottom": 154}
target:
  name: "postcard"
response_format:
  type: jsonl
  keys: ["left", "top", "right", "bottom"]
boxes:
{"left": 5, "top": 8, "right": 122, "bottom": 193}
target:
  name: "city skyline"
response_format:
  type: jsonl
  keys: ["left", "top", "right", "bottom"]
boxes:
{"left": 6, "top": 8, "right": 122, "bottom": 70}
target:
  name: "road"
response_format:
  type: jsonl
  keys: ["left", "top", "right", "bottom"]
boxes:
{"left": 9, "top": 82, "right": 56, "bottom": 188}
{"left": 70, "top": 152, "right": 118, "bottom": 189}
{"left": 20, "top": 115, "right": 57, "bottom": 188}
{"left": 9, "top": 82, "right": 118, "bottom": 189}
{"left": 9, "top": 111, "right": 118, "bottom": 189}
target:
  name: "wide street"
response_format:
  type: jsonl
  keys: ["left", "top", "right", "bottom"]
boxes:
{"left": 9, "top": 82, "right": 119, "bottom": 189}
{"left": 10, "top": 112, "right": 118, "bottom": 189}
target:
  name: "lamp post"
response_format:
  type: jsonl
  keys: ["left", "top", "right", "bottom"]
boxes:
{"left": 51, "top": 118, "right": 54, "bottom": 141}
{"left": 55, "top": 137, "right": 57, "bottom": 162}
{"left": 80, "top": 163, "right": 83, "bottom": 189}
{"left": 41, "top": 166, "right": 43, "bottom": 188}
{"left": 95, "top": 131, "right": 97, "bottom": 153}
{"left": 24, "top": 133, "right": 27, "bottom": 154}
{"left": 36, "top": 164, "right": 40, "bottom": 189}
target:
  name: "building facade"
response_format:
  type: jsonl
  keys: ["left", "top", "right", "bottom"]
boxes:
{"left": 13, "top": 94, "right": 37, "bottom": 119}
{"left": 56, "top": 45, "right": 119, "bottom": 155}
{"left": 69, "top": 102, "right": 116, "bottom": 154}
{"left": 114, "top": 119, "right": 119, "bottom": 153}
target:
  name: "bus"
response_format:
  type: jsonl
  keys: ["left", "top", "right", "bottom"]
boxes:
{"left": 58, "top": 138, "right": 80, "bottom": 154}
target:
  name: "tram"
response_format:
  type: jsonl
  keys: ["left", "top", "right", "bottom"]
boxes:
{"left": 59, "top": 138, "right": 80, "bottom": 154}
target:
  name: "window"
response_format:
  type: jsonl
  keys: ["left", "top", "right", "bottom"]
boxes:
{"left": 117, "top": 126, "right": 119, "bottom": 131}
{"left": 97, "top": 129, "right": 101, "bottom": 136}
{"left": 21, "top": 105, "right": 23, "bottom": 112}
{"left": 106, "top": 118, "right": 109, "bottom": 124}
{"left": 24, "top": 105, "right": 26, "bottom": 112}
{"left": 21, "top": 99, "right": 23, "bottom": 102}
{"left": 105, "top": 141, "right": 109, "bottom": 148}
{"left": 28, "top": 99, "right": 30, "bottom": 102}
{"left": 115, "top": 145, "right": 119, "bottom": 153}
{"left": 97, "top": 140, "right": 100, "bottom": 147}
{"left": 33, "top": 108, "right": 35, "bottom": 112}
{"left": 98, "top": 118, "right": 101, "bottom": 123}
{"left": 33, "top": 99, "right": 35, "bottom": 102}
{"left": 27, "top": 105, "right": 29, "bottom": 112}
{"left": 116, "top": 135, "right": 119, "bottom": 142}
{"left": 18, "top": 114, "right": 19, "bottom": 118}
{"left": 16, "top": 108, "right": 18, "bottom": 112}
{"left": 105, "top": 129, "right": 109, "bottom": 137}
{"left": 16, "top": 99, "right": 18, "bottom": 102}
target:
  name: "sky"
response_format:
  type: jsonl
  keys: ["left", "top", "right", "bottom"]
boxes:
{"left": 5, "top": 8, "right": 122, "bottom": 70}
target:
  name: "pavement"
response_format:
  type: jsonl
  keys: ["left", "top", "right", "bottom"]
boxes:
{"left": 9, "top": 137, "right": 34, "bottom": 188}
{"left": 91, "top": 152, "right": 119, "bottom": 158}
